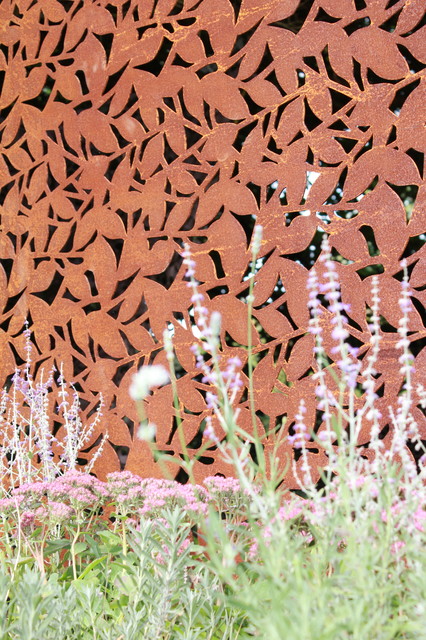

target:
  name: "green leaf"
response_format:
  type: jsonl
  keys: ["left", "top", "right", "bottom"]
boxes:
{"left": 84, "top": 533, "right": 104, "bottom": 555}
{"left": 73, "top": 542, "right": 88, "bottom": 555}
{"left": 44, "top": 539, "right": 71, "bottom": 555}
{"left": 14, "top": 556, "right": 34, "bottom": 567}
{"left": 72, "top": 576, "right": 100, "bottom": 591}
{"left": 97, "top": 530, "right": 122, "bottom": 546}
{"left": 77, "top": 555, "right": 108, "bottom": 580}
{"left": 59, "top": 565, "right": 75, "bottom": 582}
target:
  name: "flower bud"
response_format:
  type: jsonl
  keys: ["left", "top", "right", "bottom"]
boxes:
{"left": 209, "top": 311, "right": 221, "bottom": 337}
{"left": 251, "top": 224, "right": 263, "bottom": 256}
{"left": 129, "top": 365, "right": 170, "bottom": 401}
{"left": 137, "top": 422, "right": 157, "bottom": 441}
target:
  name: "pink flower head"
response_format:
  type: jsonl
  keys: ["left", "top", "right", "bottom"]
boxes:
{"left": 20, "top": 511, "right": 36, "bottom": 529}
{"left": 413, "top": 507, "right": 426, "bottom": 532}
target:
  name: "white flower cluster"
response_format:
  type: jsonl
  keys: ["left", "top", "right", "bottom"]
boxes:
{"left": 129, "top": 365, "right": 170, "bottom": 401}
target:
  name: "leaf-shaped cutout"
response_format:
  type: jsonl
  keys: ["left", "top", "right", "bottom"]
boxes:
{"left": 211, "top": 295, "right": 257, "bottom": 347}
{"left": 172, "top": 323, "right": 198, "bottom": 374}
{"left": 246, "top": 77, "right": 284, "bottom": 108}
{"left": 252, "top": 260, "right": 280, "bottom": 305}
{"left": 317, "top": 0, "right": 355, "bottom": 18}
{"left": 83, "top": 237, "right": 118, "bottom": 300}
{"left": 306, "top": 168, "right": 342, "bottom": 206}
{"left": 175, "top": 380, "right": 207, "bottom": 415}
{"left": 305, "top": 78, "right": 333, "bottom": 120}
{"left": 396, "top": 3, "right": 426, "bottom": 35}
{"left": 344, "top": 148, "right": 421, "bottom": 200}
{"left": 280, "top": 214, "right": 317, "bottom": 255}
{"left": 252, "top": 352, "right": 278, "bottom": 393}
{"left": 279, "top": 259, "right": 310, "bottom": 328}
{"left": 174, "top": 31, "right": 205, "bottom": 64}
{"left": 254, "top": 307, "right": 293, "bottom": 338}
{"left": 207, "top": 213, "right": 250, "bottom": 276}
{"left": 200, "top": 72, "right": 249, "bottom": 120}
{"left": 196, "top": 180, "right": 257, "bottom": 228}
{"left": 138, "top": 134, "right": 164, "bottom": 178}
{"left": 274, "top": 98, "right": 304, "bottom": 147}
{"left": 410, "top": 257, "right": 426, "bottom": 288}
{"left": 78, "top": 111, "right": 117, "bottom": 154}
{"left": 404, "top": 27, "right": 426, "bottom": 63}
{"left": 203, "top": 123, "right": 238, "bottom": 161}
{"left": 65, "top": 5, "right": 115, "bottom": 51}
{"left": 350, "top": 26, "right": 408, "bottom": 79}
{"left": 87, "top": 311, "right": 126, "bottom": 358}
{"left": 286, "top": 333, "right": 315, "bottom": 381}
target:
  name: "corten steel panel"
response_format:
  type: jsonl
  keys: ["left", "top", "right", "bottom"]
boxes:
{"left": 0, "top": 0, "right": 425, "bottom": 486}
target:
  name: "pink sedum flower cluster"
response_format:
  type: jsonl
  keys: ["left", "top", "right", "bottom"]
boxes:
{"left": 0, "top": 470, "right": 258, "bottom": 532}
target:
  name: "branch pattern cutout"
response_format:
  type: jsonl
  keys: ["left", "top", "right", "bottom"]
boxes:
{"left": 0, "top": 0, "right": 425, "bottom": 485}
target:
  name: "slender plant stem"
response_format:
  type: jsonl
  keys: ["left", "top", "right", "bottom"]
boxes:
{"left": 121, "top": 519, "right": 127, "bottom": 556}
{"left": 246, "top": 225, "right": 266, "bottom": 478}
{"left": 166, "top": 340, "right": 196, "bottom": 485}
{"left": 71, "top": 522, "right": 81, "bottom": 580}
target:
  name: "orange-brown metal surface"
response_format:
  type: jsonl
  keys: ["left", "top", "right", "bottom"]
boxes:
{"left": 0, "top": 0, "right": 425, "bottom": 485}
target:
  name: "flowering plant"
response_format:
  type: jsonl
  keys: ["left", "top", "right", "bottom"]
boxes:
{"left": 1, "top": 219, "right": 425, "bottom": 638}
{"left": 0, "top": 327, "right": 107, "bottom": 493}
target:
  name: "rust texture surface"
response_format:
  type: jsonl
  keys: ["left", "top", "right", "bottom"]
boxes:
{"left": 0, "top": 0, "right": 425, "bottom": 485}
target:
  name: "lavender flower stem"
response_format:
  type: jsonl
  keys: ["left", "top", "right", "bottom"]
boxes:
{"left": 247, "top": 225, "right": 265, "bottom": 477}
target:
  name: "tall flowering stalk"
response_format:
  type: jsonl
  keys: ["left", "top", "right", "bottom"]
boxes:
{"left": 387, "top": 260, "right": 422, "bottom": 494}
{"left": 177, "top": 236, "right": 282, "bottom": 524}
{"left": 180, "top": 246, "right": 251, "bottom": 476}
{"left": 56, "top": 364, "right": 106, "bottom": 473}
{"left": 163, "top": 327, "right": 195, "bottom": 485}
{"left": 0, "top": 326, "right": 107, "bottom": 493}
{"left": 298, "top": 239, "right": 426, "bottom": 518}
{"left": 304, "top": 237, "right": 366, "bottom": 488}
{"left": 246, "top": 225, "right": 266, "bottom": 475}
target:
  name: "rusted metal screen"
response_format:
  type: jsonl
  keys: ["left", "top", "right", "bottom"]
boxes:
{"left": 1, "top": 0, "right": 425, "bottom": 485}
